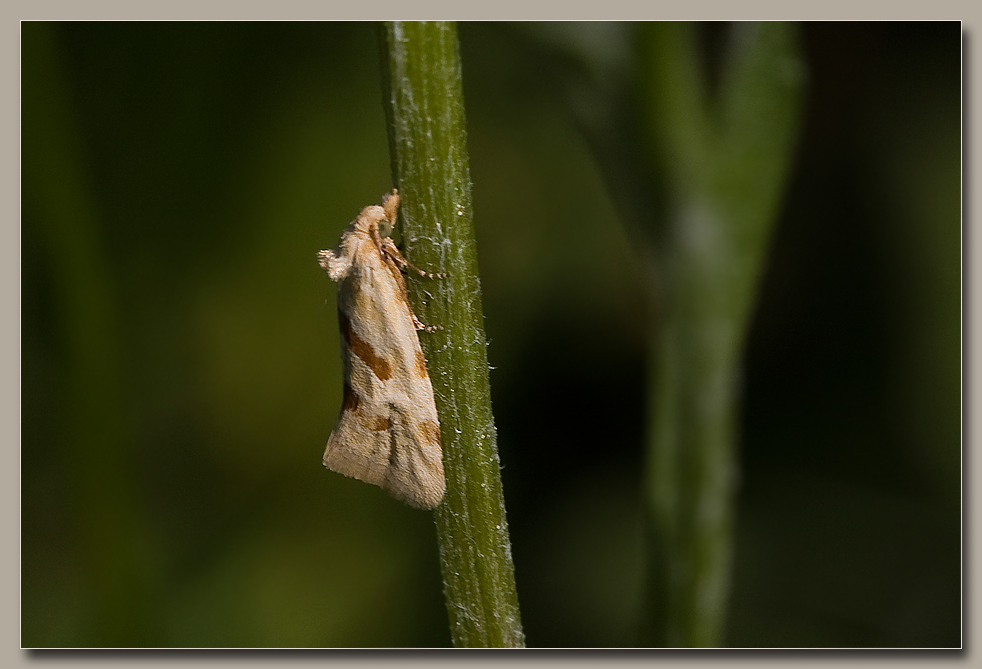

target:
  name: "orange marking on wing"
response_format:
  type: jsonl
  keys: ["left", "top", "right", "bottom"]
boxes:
{"left": 340, "top": 310, "right": 392, "bottom": 381}
{"left": 371, "top": 416, "right": 393, "bottom": 432}
{"left": 414, "top": 350, "right": 429, "bottom": 378}
{"left": 420, "top": 419, "right": 441, "bottom": 448}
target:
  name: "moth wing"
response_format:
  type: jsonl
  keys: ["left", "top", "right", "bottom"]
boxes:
{"left": 324, "top": 403, "right": 444, "bottom": 509}
{"left": 323, "top": 232, "right": 444, "bottom": 509}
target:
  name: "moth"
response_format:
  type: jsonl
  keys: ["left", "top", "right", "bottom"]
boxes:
{"left": 317, "top": 189, "right": 445, "bottom": 509}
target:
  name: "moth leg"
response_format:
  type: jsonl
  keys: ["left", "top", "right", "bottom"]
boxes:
{"left": 410, "top": 310, "right": 442, "bottom": 333}
{"left": 380, "top": 237, "right": 446, "bottom": 279}
{"left": 370, "top": 200, "right": 444, "bottom": 332}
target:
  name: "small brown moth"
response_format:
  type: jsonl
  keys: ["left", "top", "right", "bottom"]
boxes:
{"left": 317, "top": 189, "right": 445, "bottom": 509}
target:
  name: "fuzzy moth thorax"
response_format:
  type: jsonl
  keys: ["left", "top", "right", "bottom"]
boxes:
{"left": 317, "top": 189, "right": 445, "bottom": 510}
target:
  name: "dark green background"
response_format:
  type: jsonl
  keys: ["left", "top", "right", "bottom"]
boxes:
{"left": 22, "top": 21, "right": 960, "bottom": 647}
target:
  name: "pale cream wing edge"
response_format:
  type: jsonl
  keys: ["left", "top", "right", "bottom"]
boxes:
{"left": 324, "top": 398, "right": 444, "bottom": 509}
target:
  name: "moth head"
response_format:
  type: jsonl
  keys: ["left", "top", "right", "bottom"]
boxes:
{"left": 354, "top": 205, "right": 389, "bottom": 239}
{"left": 377, "top": 216, "right": 393, "bottom": 239}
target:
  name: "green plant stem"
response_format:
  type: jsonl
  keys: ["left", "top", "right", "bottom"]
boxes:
{"left": 380, "top": 21, "right": 524, "bottom": 648}
{"left": 637, "top": 22, "right": 805, "bottom": 647}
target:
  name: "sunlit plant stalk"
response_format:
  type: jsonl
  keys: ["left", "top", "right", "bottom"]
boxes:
{"left": 379, "top": 20, "right": 525, "bottom": 648}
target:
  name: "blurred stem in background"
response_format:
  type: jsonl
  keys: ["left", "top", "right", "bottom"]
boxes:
{"left": 380, "top": 21, "right": 525, "bottom": 648}
{"left": 636, "top": 22, "right": 805, "bottom": 646}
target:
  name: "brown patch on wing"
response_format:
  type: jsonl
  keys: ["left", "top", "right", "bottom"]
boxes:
{"left": 420, "top": 419, "right": 441, "bottom": 448}
{"left": 339, "top": 310, "right": 392, "bottom": 381}
{"left": 371, "top": 416, "right": 393, "bottom": 432}
{"left": 341, "top": 381, "right": 360, "bottom": 413}
{"left": 414, "top": 350, "right": 429, "bottom": 378}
